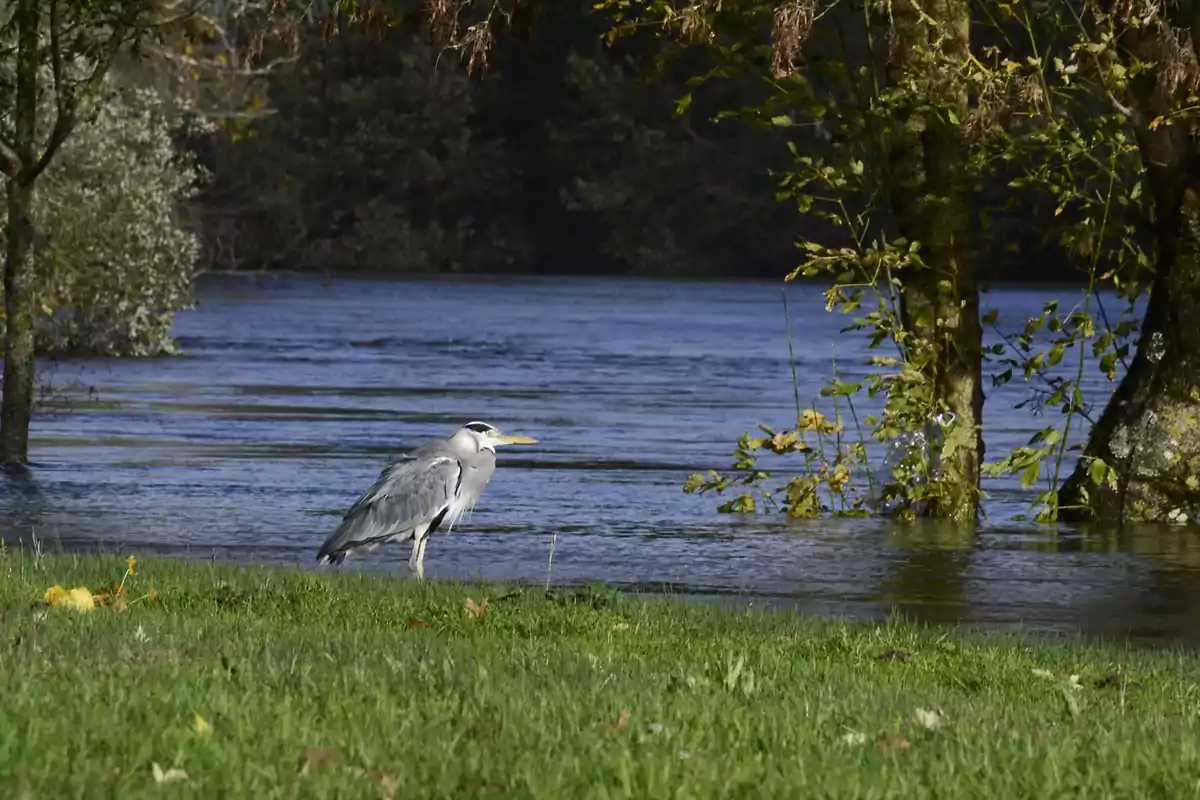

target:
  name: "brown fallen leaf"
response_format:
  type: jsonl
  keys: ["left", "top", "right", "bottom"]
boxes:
{"left": 105, "top": 767, "right": 122, "bottom": 785}
{"left": 376, "top": 771, "right": 398, "bottom": 799}
{"left": 605, "top": 707, "right": 631, "bottom": 731}
{"left": 464, "top": 597, "right": 488, "bottom": 620}
{"left": 406, "top": 618, "right": 429, "bottom": 629}
{"left": 876, "top": 649, "right": 913, "bottom": 663}
{"left": 875, "top": 734, "right": 911, "bottom": 755}
{"left": 298, "top": 747, "right": 342, "bottom": 777}
{"left": 345, "top": 765, "right": 395, "bottom": 790}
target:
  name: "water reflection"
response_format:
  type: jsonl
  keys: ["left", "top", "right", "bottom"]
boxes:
{"left": 3, "top": 274, "right": 1200, "bottom": 647}
{"left": 1, "top": 468, "right": 45, "bottom": 535}
{"left": 876, "top": 521, "right": 976, "bottom": 626}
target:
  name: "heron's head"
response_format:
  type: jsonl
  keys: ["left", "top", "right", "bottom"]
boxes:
{"left": 460, "top": 421, "right": 538, "bottom": 452}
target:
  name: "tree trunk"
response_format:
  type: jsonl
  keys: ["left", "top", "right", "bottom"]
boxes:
{"left": 1, "top": 179, "right": 35, "bottom": 469}
{"left": 0, "top": 0, "right": 40, "bottom": 470}
{"left": 884, "top": 0, "right": 984, "bottom": 521}
{"left": 1057, "top": 9, "right": 1200, "bottom": 524}
{"left": 1058, "top": 148, "right": 1200, "bottom": 524}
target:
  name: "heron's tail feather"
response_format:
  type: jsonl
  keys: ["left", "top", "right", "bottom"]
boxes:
{"left": 316, "top": 517, "right": 359, "bottom": 565}
{"left": 316, "top": 549, "right": 346, "bottom": 566}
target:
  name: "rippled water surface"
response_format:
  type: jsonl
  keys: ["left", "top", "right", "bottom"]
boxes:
{"left": 6, "top": 274, "right": 1200, "bottom": 647}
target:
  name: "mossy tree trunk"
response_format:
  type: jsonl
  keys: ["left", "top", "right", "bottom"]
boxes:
{"left": 884, "top": 0, "right": 984, "bottom": 521}
{"left": 0, "top": 0, "right": 42, "bottom": 469}
{"left": 1, "top": 178, "right": 36, "bottom": 470}
{"left": 1058, "top": 148, "right": 1200, "bottom": 523}
{"left": 1059, "top": 8, "right": 1200, "bottom": 524}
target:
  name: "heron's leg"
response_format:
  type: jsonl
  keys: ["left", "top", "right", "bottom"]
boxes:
{"left": 407, "top": 536, "right": 422, "bottom": 577}
{"left": 412, "top": 534, "right": 430, "bottom": 581}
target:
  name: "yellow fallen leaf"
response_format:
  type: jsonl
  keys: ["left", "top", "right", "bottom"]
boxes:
{"left": 193, "top": 713, "right": 212, "bottom": 736}
{"left": 65, "top": 587, "right": 96, "bottom": 612}
{"left": 43, "top": 585, "right": 69, "bottom": 606}
{"left": 43, "top": 585, "right": 96, "bottom": 612}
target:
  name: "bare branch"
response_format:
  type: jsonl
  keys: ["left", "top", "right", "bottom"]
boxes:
{"left": 427, "top": 0, "right": 525, "bottom": 74}
{"left": 1107, "top": 90, "right": 1143, "bottom": 125}
{"left": 49, "top": 0, "right": 68, "bottom": 118}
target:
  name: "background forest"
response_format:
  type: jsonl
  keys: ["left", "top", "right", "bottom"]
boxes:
{"left": 184, "top": 5, "right": 1079, "bottom": 282}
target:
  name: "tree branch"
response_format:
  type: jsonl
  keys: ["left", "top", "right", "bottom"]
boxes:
{"left": 28, "top": 13, "right": 127, "bottom": 184}
{"left": 49, "top": 0, "right": 65, "bottom": 117}
{"left": 0, "top": 135, "right": 16, "bottom": 177}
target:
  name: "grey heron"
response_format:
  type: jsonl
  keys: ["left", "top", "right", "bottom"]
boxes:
{"left": 316, "top": 421, "right": 538, "bottom": 579}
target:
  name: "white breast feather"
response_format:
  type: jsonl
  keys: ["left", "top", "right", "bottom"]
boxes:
{"left": 443, "top": 461, "right": 489, "bottom": 533}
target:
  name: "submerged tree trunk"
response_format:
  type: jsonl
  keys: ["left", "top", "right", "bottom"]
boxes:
{"left": 0, "top": 0, "right": 40, "bottom": 470}
{"left": 1058, "top": 144, "right": 1200, "bottom": 523}
{"left": 884, "top": 0, "right": 984, "bottom": 521}
{"left": 1059, "top": 11, "right": 1200, "bottom": 524}
{"left": 1, "top": 179, "right": 36, "bottom": 469}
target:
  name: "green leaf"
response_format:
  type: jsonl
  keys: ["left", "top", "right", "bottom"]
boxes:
{"left": 1020, "top": 461, "right": 1040, "bottom": 489}
{"left": 1086, "top": 457, "right": 1109, "bottom": 487}
{"left": 674, "top": 93, "right": 692, "bottom": 116}
{"left": 770, "top": 115, "right": 794, "bottom": 127}
{"left": 820, "top": 380, "right": 862, "bottom": 397}
{"left": 1099, "top": 353, "right": 1117, "bottom": 380}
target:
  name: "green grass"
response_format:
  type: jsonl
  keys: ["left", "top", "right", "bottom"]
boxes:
{"left": 2, "top": 552, "right": 1200, "bottom": 798}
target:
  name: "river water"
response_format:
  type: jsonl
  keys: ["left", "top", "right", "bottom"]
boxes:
{"left": 5, "top": 273, "right": 1200, "bottom": 646}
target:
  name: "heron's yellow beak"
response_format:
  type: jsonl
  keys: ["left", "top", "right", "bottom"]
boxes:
{"left": 495, "top": 432, "right": 538, "bottom": 445}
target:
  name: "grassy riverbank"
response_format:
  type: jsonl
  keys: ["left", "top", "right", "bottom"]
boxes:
{"left": 1, "top": 552, "right": 1198, "bottom": 798}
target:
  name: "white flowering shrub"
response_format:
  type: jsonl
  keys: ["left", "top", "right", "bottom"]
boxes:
{"left": 2, "top": 74, "right": 203, "bottom": 355}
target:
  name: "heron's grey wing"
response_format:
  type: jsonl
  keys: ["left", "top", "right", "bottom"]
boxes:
{"left": 316, "top": 454, "right": 461, "bottom": 563}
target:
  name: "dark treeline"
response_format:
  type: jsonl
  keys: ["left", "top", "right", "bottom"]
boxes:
{"left": 184, "top": 6, "right": 1084, "bottom": 282}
